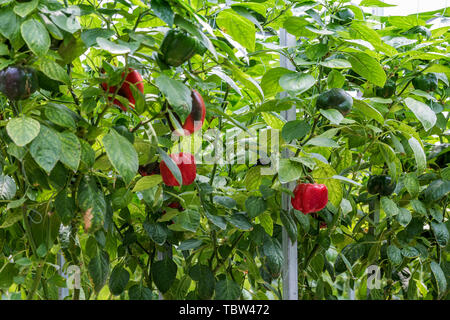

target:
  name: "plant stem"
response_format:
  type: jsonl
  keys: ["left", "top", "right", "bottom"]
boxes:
{"left": 27, "top": 262, "right": 44, "bottom": 300}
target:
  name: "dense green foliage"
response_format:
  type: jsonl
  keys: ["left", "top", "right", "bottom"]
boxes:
{"left": 0, "top": 0, "right": 448, "bottom": 300}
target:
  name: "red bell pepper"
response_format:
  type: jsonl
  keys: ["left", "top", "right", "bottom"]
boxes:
{"left": 291, "top": 183, "right": 328, "bottom": 214}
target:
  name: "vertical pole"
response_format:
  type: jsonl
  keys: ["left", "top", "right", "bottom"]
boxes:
{"left": 366, "top": 198, "right": 380, "bottom": 299}
{"left": 279, "top": 28, "right": 298, "bottom": 300}
{"left": 58, "top": 253, "right": 69, "bottom": 300}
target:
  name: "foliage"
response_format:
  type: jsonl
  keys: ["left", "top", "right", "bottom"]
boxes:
{"left": 0, "top": 0, "right": 448, "bottom": 300}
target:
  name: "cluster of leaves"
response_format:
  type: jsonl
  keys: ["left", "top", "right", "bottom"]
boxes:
{"left": 0, "top": 0, "right": 448, "bottom": 300}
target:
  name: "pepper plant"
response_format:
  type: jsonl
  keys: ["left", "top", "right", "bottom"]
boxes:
{"left": 0, "top": 0, "right": 448, "bottom": 300}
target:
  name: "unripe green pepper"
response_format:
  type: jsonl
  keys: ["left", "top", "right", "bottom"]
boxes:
{"left": 158, "top": 29, "right": 203, "bottom": 68}
{"left": 412, "top": 73, "right": 438, "bottom": 92}
{"left": 375, "top": 78, "right": 396, "bottom": 98}
{"left": 316, "top": 88, "right": 353, "bottom": 116}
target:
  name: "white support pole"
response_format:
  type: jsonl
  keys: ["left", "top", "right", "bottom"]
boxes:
{"left": 57, "top": 253, "right": 69, "bottom": 300}
{"left": 279, "top": 28, "right": 298, "bottom": 300}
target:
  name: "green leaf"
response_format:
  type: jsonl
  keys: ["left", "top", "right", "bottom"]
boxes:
{"left": 103, "top": 129, "right": 138, "bottom": 185}
{"left": 54, "top": 190, "right": 75, "bottom": 225}
{"left": 320, "top": 59, "right": 352, "bottom": 69}
{"left": 261, "top": 112, "right": 285, "bottom": 130}
{"left": 279, "top": 72, "right": 316, "bottom": 94}
{"left": 305, "top": 137, "right": 339, "bottom": 148}
{"left": 155, "top": 74, "right": 192, "bottom": 123}
{"left": 128, "top": 284, "right": 153, "bottom": 300}
{"left": 312, "top": 161, "right": 342, "bottom": 208}
{"left": 280, "top": 210, "right": 297, "bottom": 242}
{"left": 404, "top": 173, "right": 419, "bottom": 197}
{"left": 21, "top": 19, "right": 50, "bottom": 57}
{"left": 404, "top": 97, "right": 437, "bottom": 132}
{"left": 213, "top": 196, "right": 237, "bottom": 209}
{"left": 44, "top": 103, "right": 77, "bottom": 129}
{"left": 58, "top": 131, "right": 81, "bottom": 172}
{"left": 151, "top": 257, "right": 177, "bottom": 293}
{"left": 320, "top": 109, "right": 344, "bottom": 125}
{"left": 225, "top": 212, "right": 253, "bottom": 230}
{"left": 245, "top": 196, "right": 267, "bottom": 218}
{"left": 29, "top": 125, "right": 61, "bottom": 173}
{"left": 151, "top": 0, "right": 174, "bottom": 26}
{"left": 387, "top": 245, "right": 402, "bottom": 265}
{"left": 109, "top": 266, "right": 130, "bottom": 296}
{"left": 408, "top": 137, "right": 426, "bottom": 173}
{"left": 178, "top": 239, "right": 203, "bottom": 251}
{"left": 143, "top": 221, "right": 167, "bottom": 245}
{"left": 347, "top": 52, "right": 386, "bottom": 87}
{"left": 215, "top": 279, "right": 241, "bottom": 300}
{"left": 262, "top": 237, "right": 283, "bottom": 277}
{"left": 132, "top": 175, "right": 162, "bottom": 192}
{"left": 39, "top": 59, "right": 70, "bottom": 84}
{"left": 431, "top": 221, "right": 449, "bottom": 247}
{"left": 430, "top": 261, "right": 447, "bottom": 298}
{"left": 381, "top": 197, "right": 398, "bottom": 217}
{"left": 353, "top": 100, "right": 384, "bottom": 124}
{"left": 396, "top": 208, "right": 412, "bottom": 227}
{"left": 0, "top": 175, "right": 16, "bottom": 200}
{"left": 77, "top": 176, "right": 107, "bottom": 232}
{"left": 170, "top": 209, "right": 200, "bottom": 233}
{"left": 0, "top": 209, "right": 22, "bottom": 229}
{"left": 0, "top": 7, "right": 21, "bottom": 41}
{"left": 216, "top": 9, "right": 255, "bottom": 51}
{"left": 281, "top": 120, "right": 311, "bottom": 142}
{"left": 96, "top": 37, "right": 130, "bottom": 54}
{"left": 13, "top": 0, "right": 38, "bottom": 18}
{"left": 401, "top": 246, "right": 420, "bottom": 258}
{"left": 0, "top": 263, "right": 18, "bottom": 289}
{"left": 327, "top": 69, "right": 346, "bottom": 88}
{"left": 360, "top": 0, "right": 396, "bottom": 7}
{"left": 81, "top": 28, "right": 115, "bottom": 47}
{"left": 88, "top": 250, "right": 110, "bottom": 292}
{"left": 6, "top": 116, "right": 40, "bottom": 147}
{"left": 278, "top": 159, "right": 303, "bottom": 183}
{"left": 423, "top": 179, "right": 450, "bottom": 202}
{"left": 261, "top": 67, "right": 294, "bottom": 98}
{"left": 49, "top": 11, "right": 80, "bottom": 33}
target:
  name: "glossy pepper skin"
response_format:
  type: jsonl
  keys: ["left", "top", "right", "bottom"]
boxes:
{"left": 180, "top": 90, "right": 206, "bottom": 135}
{"left": 169, "top": 90, "right": 206, "bottom": 136}
{"left": 158, "top": 29, "right": 202, "bottom": 68}
{"left": 159, "top": 152, "right": 196, "bottom": 186}
{"left": 0, "top": 66, "right": 39, "bottom": 100}
{"left": 367, "top": 175, "right": 396, "bottom": 196}
{"left": 375, "top": 78, "right": 396, "bottom": 98}
{"left": 101, "top": 68, "right": 144, "bottom": 111}
{"left": 291, "top": 183, "right": 328, "bottom": 214}
{"left": 316, "top": 88, "right": 353, "bottom": 116}
{"left": 412, "top": 73, "right": 438, "bottom": 92}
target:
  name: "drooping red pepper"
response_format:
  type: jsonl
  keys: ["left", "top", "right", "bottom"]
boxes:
{"left": 101, "top": 68, "right": 144, "bottom": 111}
{"left": 182, "top": 89, "right": 206, "bottom": 134}
{"left": 291, "top": 183, "right": 328, "bottom": 214}
{"left": 171, "top": 89, "right": 206, "bottom": 136}
{"left": 159, "top": 152, "right": 197, "bottom": 186}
